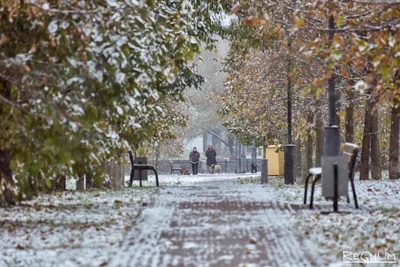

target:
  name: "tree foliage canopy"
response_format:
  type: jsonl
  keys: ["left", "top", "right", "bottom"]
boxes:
{"left": 216, "top": 0, "right": 399, "bottom": 144}
{"left": 0, "top": 0, "right": 228, "bottom": 202}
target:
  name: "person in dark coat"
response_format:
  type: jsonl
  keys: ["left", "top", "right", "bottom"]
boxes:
{"left": 189, "top": 147, "right": 200, "bottom": 175}
{"left": 205, "top": 145, "right": 217, "bottom": 173}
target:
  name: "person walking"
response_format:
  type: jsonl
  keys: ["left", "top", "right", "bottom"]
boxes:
{"left": 189, "top": 147, "right": 200, "bottom": 175}
{"left": 205, "top": 145, "right": 217, "bottom": 173}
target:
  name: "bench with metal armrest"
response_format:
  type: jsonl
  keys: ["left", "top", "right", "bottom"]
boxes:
{"left": 304, "top": 143, "right": 359, "bottom": 211}
{"left": 128, "top": 151, "right": 159, "bottom": 187}
{"left": 169, "top": 161, "right": 182, "bottom": 175}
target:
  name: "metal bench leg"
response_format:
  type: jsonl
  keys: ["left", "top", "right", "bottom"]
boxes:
{"left": 350, "top": 176, "right": 359, "bottom": 209}
{"left": 304, "top": 174, "right": 313, "bottom": 205}
{"left": 128, "top": 151, "right": 135, "bottom": 187}
{"left": 333, "top": 163, "right": 338, "bottom": 213}
{"left": 154, "top": 169, "right": 159, "bottom": 187}
{"left": 309, "top": 174, "right": 321, "bottom": 209}
{"left": 129, "top": 169, "right": 135, "bottom": 187}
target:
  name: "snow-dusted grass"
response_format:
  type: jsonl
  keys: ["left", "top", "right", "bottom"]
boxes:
{"left": 0, "top": 187, "right": 156, "bottom": 267}
{"left": 299, "top": 207, "right": 400, "bottom": 266}
{"left": 230, "top": 174, "right": 400, "bottom": 266}
{"left": 271, "top": 177, "right": 400, "bottom": 266}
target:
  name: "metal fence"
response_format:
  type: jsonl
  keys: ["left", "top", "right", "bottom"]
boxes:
{"left": 124, "top": 159, "right": 263, "bottom": 175}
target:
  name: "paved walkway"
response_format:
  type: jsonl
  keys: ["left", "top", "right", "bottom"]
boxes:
{"left": 110, "top": 180, "right": 321, "bottom": 267}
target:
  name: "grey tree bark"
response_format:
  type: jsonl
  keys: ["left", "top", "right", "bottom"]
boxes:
{"left": 0, "top": 149, "right": 14, "bottom": 206}
{"left": 307, "top": 114, "right": 314, "bottom": 170}
{"left": 295, "top": 138, "right": 302, "bottom": 183}
{"left": 106, "top": 159, "right": 125, "bottom": 187}
{"left": 389, "top": 99, "right": 400, "bottom": 180}
{"left": 345, "top": 90, "right": 355, "bottom": 142}
{"left": 360, "top": 90, "right": 373, "bottom": 180}
{"left": 370, "top": 105, "right": 382, "bottom": 180}
{"left": 315, "top": 103, "right": 324, "bottom": 166}
{"left": 0, "top": 78, "right": 15, "bottom": 205}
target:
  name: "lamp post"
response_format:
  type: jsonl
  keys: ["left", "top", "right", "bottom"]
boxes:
{"left": 284, "top": 39, "right": 295, "bottom": 184}
{"left": 324, "top": 0, "right": 340, "bottom": 157}
{"left": 261, "top": 136, "right": 268, "bottom": 183}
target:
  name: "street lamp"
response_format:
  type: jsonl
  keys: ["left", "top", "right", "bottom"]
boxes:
{"left": 284, "top": 39, "right": 295, "bottom": 184}
{"left": 325, "top": 0, "right": 340, "bottom": 157}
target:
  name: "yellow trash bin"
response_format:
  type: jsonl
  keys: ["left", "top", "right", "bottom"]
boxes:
{"left": 266, "top": 145, "right": 284, "bottom": 176}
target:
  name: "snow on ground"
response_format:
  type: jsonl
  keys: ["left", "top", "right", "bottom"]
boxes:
{"left": 0, "top": 173, "right": 399, "bottom": 266}
{"left": 0, "top": 187, "right": 156, "bottom": 267}
{"left": 268, "top": 176, "right": 400, "bottom": 266}
{"left": 0, "top": 173, "right": 258, "bottom": 267}
{"left": 126, "top": 172, "right": 261, "bottom": 187}
{"left": 109, "top": 180, "right": 323, "bottom": 267}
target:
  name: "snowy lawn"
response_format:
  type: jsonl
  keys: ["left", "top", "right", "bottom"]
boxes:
{"left": 0, "top": 187, "right": 156, "bottom": 267}
{"left": 269, "top": 176, "right": 400, "bottom": 266}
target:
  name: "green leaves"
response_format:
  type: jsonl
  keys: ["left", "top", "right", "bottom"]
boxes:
{"left": 0, "top": 0, "right": 226, "bottom": 200}
{"left": 295, "top": 18, "right": 305, "bottom": 28}
{"left": 336, "top": 16, "right": 346, "bottom": 28}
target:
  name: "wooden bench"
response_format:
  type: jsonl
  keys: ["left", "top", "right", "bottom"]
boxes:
{"left": 128, "top": 151, "right": 159, "bottom": 187}
{"left": 170, "top": 161, "right": 182, "bottom": 175}
{"left": 304, "top": 143, "right": 359, "bottom": 210}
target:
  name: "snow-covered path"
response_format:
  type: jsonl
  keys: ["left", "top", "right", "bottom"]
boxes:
{"left": 1, "top": 174, "right": 399, "bottom": 266}
{"left": 110, "top": 179, "right": 321, "bottom": 267}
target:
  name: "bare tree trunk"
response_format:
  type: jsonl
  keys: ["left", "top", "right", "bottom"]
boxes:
{"left": 76, "top": 173, "right": 85, "bottom": 190}
{"left": 75, "top": 163, "right": 92, "bottom": 190}
{"left": 336, "top": 89, "right": 341, "bottom": 136}
{"left": 315, "top": 103, "right": 324, "bottom": 166}
{"left": 301, "top": 149, "right": 307, "bottom": 183}
{"left": 50, "top": 175, "right": 66, "bottom": 192}
{"left": 106, "top": 159, "right": 124, "bottom": 188}
{"left": 370, "top": 105, "right": 382, "bottom": 180}
{"left": 345, "top": 90, "right": 355, "bottom": 142}
{"left": 0, "top": 149, "right": 15, "bottom": 206}
{"left": 360, "top": 93, "right": 373, "bottom": 180}
{"left": 307, "top": 133, "right": 314, "bottom": 170}
{"left": 57, "top": 176, "right": 66, "bottom": 191}
{"left": 155, "top": 143, "right": 160, "bottom": 170}
{"left": 389, "top": 99, "right": 400, "bottom": 180}
{"left": 0, "top": 78, "right": 15, "bottom": 205}
{"left": 86, "top": 173, "right": 94, "bottom": 189}
{"left": 307, "top": 114, "right": 314, "bottom": 170}
{"left": 295, "top": 138, "right": 302, "bottom": 183}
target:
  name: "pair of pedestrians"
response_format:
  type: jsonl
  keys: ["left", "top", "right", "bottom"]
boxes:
{"left": 189, "top": 145, "right": 217, "bottom": 175}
